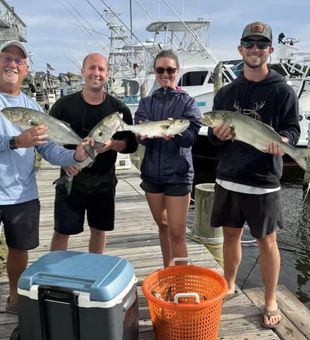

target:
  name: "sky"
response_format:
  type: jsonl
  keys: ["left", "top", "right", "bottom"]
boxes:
{"left": 6, "top": 0, "right": 310, "bottom": 75}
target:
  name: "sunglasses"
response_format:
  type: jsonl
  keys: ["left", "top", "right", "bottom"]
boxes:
{"left": 241, "top": 40, "right": 271, "bottom": 50}
{"left": 155, "top": 67, "right": 178, "bottom": 75}
{"left": 0, "top": 55, "right": 27, "bottom": 66}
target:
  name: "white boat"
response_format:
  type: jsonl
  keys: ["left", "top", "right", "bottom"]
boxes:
{"left": 104, "top": 11, "right": 309, "bottom": 176}
{"left": 271, "top": 35, "right": 310, "bottom": 147}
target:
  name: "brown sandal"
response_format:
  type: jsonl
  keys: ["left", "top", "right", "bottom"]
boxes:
{"left": 260, "top": 308, "right": 282, "bottom": 329}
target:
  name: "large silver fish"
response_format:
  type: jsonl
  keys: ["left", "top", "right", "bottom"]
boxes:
{"left": 201, "top": 110, "right": 310, "bottom": 171}
{"left": 1, "top": 106, "right": 95, "bottom": 159}
{"left": 54, "top": 112, "right": 122, "bottom": 194}
{"left": 2, "top": 107, "right": 84, "bottom": 145}
{"left": 119, "top": 118, "right": 190, "bottom": 138}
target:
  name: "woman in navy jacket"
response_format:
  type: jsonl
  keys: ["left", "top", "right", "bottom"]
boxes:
{"left": 135, "top": 50, "right": 201, "bottom": 267}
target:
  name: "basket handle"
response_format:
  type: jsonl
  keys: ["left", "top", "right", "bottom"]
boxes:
{"left": 173, "top": 292, "right": 200, "bottom": 304}
{"left": 170, "top": 258, "right": 193, "bottom": 266}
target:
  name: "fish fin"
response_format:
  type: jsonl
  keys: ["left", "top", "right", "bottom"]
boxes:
{"left": 303, "top": 182, "right": 310, "bottom": 204}
{"left": 117, "top": 118, "right": 128, "bottom": 131}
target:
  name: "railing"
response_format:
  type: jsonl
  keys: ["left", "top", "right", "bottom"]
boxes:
{"left": 0, "top": 0, "right": 27, "bottom": 41}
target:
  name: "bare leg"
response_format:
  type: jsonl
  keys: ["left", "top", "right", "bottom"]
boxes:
{"left": 222, "top": 226, "right": 244, "bottom": 294}
{"left": 50, "top": 231, "right": 69, "bottom": 251}
{"left": 257, "top": 231, "right": 281, "bottom": 326}
{"left": 89, "top": 227, "right": 106, "bottom": 253}
{"left": 7, "top": 248, "right": 28, "bottom": 305}
{"left": 145, "top": 192, "right": 171, "bottom": 267}
{"left": 165, "top": 194, "right": 190, "bottom": 262}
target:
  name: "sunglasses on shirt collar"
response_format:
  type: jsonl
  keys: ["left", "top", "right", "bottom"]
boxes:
{"left": 241, "top": 40, "right": 271, "bottom": 49}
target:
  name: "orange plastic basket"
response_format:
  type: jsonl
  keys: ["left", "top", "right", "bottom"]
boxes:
{"left": 142, "top": 263, "right": 228, "bottom": 340}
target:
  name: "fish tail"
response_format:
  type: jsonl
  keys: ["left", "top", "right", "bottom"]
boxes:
{"left": 53, "top": 175, "right": 73, "bottom": 195}
{"left": 293, "top": 148, "right": 310, "bottom": 171}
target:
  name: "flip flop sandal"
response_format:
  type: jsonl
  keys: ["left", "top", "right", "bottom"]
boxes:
{"left": 223, "top": 291, "right": 241, "bottom": 302}
{"left": 261, "top": 308, "right": 282, "bottom": 329}
{"left": 5, "top": 296, "right": 18, "bottom": 314}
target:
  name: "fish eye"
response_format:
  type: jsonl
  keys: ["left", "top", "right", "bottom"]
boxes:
{"left": 98, "top": 132, "right": 103, "bottom": 137}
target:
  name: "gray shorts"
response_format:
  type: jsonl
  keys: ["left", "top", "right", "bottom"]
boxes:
{"left": 54, "top": 184, "right": 115, "bottom": 235}
{"left": 0, "top": 199, "right": 40, "bottom": 250}
{"left": 211, "top": 184, "right": 283, "bottom": 239}
{"left": 140, "top": 180, "right": 192, "bottom": 196}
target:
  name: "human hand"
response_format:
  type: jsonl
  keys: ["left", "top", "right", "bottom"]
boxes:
{"left": 161, "top": 134, "right": 175, "bottom": 140}
{"left": 74, "top": 138, "right": 92, "bottom": 161}
{"left": 63, "top": 165, "right": 81, "bottom": 176}
{"left": 16, "top": 125, "right": 48, "bottom": 148}
{"left": 95, "top": 138, "right": 126, "bottom": 153}
{"left": 266, "top": 137, "right": 288, "bottom": 156}
{"left": 213, "top": 123, "right": 234, "bottom": 141}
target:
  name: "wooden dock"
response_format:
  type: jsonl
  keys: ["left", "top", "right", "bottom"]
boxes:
{"left": 1, "top": 161, "right": 309, "bottom": 340}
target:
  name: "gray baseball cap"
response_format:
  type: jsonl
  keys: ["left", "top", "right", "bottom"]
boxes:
{"left": 0, "top": 40, "right": 29, "bottom": 58}
{"left": 241, "top": 22, "right": 272, "bottom": 42}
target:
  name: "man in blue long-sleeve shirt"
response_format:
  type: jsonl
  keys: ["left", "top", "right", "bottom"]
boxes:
{"left": 0, "top": 40, "right": 89, "bottom": 313}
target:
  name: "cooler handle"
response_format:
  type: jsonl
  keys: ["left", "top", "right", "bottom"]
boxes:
{"left": 38, "top": 285, "right": 80, "bottom": 340}
{"left": 123, "top": 291, "right": 137, "bottom": 312}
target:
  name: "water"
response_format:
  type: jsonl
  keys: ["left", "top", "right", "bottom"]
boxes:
{"left": 237, "top": 182, "right": 310, "bottom": 309}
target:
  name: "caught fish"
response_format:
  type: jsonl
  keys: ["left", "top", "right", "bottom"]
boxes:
{"left": 201, "top": 110, "right": 310, "bottom": 171}
{"left": 54, "top": 112, "right": 122, "bottom": 194}
{"left": 1, "top": 106, "right": 95, "bottom": 159}
{"left": 151, "top": 291, "right": 164, "bottom": 301}
{"left": 119, "top": 118, "right": 190, "bottom": 138}
{"left": 88, "top": 112, "right": 122, "bottom": 142}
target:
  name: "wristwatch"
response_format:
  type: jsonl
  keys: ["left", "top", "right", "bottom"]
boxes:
{"left": 9, "top": 137, "right": 18, "bottom": 150}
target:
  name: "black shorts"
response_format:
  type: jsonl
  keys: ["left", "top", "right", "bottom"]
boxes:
{"left": 140, "top": 180, "right": 192, "bottom": 196}
{"left": 0, "top": 199, "right": 40, "bottom": 250}
{"left": 211, "top": 184, "right": 283, "bottom": 239}
{"left": 54, "top": 184, "right": 115, "bottom": 235}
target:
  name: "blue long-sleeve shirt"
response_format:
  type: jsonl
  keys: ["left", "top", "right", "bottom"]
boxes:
{"left": 0, "top": 92, "right": 78, "bottom": 204}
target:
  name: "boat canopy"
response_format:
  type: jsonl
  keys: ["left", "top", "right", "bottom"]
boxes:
{"left": 146, "top": 21, "right": 210, "bottom": 32}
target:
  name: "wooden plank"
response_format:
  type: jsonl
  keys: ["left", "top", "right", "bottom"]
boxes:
{"left": 244, "top": 286, "right": 309, "bottom": 340}
{"left": 1, "top": 162, "right": 309, "bottom": 340}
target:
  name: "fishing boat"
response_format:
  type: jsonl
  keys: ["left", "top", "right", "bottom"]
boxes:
{"left": 106, "top": 13, "right": 309, "bottom": 180}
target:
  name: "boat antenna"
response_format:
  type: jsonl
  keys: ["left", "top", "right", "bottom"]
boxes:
{"left": 161, "top": 0, "right": 218, "bottom": 64}
{"left": 99, "top": 0, "right": 145, "bottom": 46}
{"left": 129, "top": 0, "right": 133, "bottom": 45}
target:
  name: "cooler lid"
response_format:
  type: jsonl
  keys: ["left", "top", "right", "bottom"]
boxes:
{"left": 18, "top": 251, "right": 135, "bottom": 302}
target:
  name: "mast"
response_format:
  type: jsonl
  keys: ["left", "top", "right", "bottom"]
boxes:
{"left": 129, "top": 0, "right": 133, "bottom": 45}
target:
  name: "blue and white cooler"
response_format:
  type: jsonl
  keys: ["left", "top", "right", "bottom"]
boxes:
{"left": 17, "top": 251, "right": 139, "bottom": 340}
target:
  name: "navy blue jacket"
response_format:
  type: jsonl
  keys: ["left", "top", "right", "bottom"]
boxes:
{"left": 208, "top": 70, "right": 300, "bottom": 188}
{"left": 135, "top": 87, "right": 201, "bottom": 184}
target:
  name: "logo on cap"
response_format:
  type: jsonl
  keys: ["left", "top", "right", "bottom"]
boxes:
{"left": 250, "top": 23, "right": 265, "bottom": 34}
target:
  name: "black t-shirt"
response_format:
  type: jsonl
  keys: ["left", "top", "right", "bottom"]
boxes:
{"left": 50, "top": 91, "right": 137, "bottom": 193}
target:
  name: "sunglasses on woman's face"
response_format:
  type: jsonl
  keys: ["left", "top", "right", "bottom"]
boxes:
{"left": 241, "top": 40, "right": 271, "bottom": 50}
{"left": 155, "top": 67, "right": 178, "bottom": 75}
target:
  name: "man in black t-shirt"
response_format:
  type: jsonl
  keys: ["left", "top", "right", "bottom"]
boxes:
{"left": 50, "top": 53, "right": 137, "bottom": 253}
